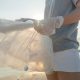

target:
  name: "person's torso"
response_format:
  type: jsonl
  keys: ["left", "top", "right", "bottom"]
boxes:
{"left": 44, "top": 0, "right": 79, "bottom": 52}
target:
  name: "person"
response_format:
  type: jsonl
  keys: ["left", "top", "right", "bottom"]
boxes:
{"left": 34, "top": 0, "right": 80, "bottom": 80}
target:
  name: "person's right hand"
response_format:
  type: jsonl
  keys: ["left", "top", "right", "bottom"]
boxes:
{"left": 34, "top": 19, "right": 56, "bottom": 35}
{"left": 34, "top": 16, "right": 64, "bottom": 36}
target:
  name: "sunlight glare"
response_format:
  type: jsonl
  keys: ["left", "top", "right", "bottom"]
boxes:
{"left": 32, "top": 13, "right": 43, "bottom": 20}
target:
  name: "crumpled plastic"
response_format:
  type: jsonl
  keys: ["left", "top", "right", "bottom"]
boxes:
{"left": 0, "top": 19, "right": 54, "bottom": 73}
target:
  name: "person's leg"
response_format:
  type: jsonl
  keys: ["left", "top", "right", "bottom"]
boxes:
{"left": 46, "top": 72, "right": 58, "bottom": 80}
{"left": 46, "top": 72, "right": 80, "bottom": 80}
{"left": 45, "top": 49, "right": 80, "bottom": 80}
{"left": 53, "top": 49, "right": 80, "bottom": 80}
{"left": 47, "top": 49, "right": 80, "bottom": 80}
{"left": 57, "top": 72, "right": 80, "bottom": 80}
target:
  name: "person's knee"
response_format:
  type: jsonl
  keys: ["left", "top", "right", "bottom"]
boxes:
{"left": 46, "top": 72, "right": 58, "bottom": 80}
{"left": 57, "top": 72, "right": 80, "bottom": 80}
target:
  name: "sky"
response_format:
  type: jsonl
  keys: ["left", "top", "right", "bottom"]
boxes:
{"left": 0, "top": 0, "right": 80, "bottom": 26}
{"left": 0, "top": 0, "right": 45, "bottom": 20}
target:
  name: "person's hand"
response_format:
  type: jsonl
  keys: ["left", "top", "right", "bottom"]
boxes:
{"left": 34, "top": 16, "right": 64, "bottom": 36}
{"left": 34, "top": 19, "right": 56, "bottom": 35}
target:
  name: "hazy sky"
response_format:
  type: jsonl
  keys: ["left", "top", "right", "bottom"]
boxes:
{"left": 0, "top": 0, "right": 45, "bottom": 20}
{"left": 0, "top": 0, "right": 80, "bottom": 26}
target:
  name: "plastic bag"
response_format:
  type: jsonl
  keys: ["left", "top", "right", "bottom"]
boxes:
{"left": 0, "top": 19, "right": 54, "bottom": 75}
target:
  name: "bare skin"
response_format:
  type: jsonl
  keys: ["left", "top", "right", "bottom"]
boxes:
{"left": 46, "top": 72, "right": 58, "bottom": 80}
{"left": 46, "top": 0, "right": 80, "bottom": 80}
{"left": 46, "top": 72, "right": 80, "bottom": 80}
{"left": 63, "top": 0, "right": 80, "bottom": 25}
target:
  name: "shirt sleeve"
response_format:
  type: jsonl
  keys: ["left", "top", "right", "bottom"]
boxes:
{"left": 72, "top": 0, "right": 79, "bottom": 7}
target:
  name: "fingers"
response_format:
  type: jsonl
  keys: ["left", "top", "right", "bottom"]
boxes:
{"left": 33, "top": 19, "right": 55, "bottom": 35}
{"left": 34, "top": 23, "right": 44, "bottom": 35}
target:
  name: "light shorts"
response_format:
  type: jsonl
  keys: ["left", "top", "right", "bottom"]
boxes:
{"left": 44, "top": 49, "right": 80, "bottom": 74}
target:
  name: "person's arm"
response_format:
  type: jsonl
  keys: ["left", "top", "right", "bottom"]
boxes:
{"left": 63, "top": 0, "right": 80, "bottom": 25}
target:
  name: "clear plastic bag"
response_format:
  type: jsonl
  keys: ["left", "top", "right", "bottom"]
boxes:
{"left": 0, "top": 20, "right": 54, "bottom": 79}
